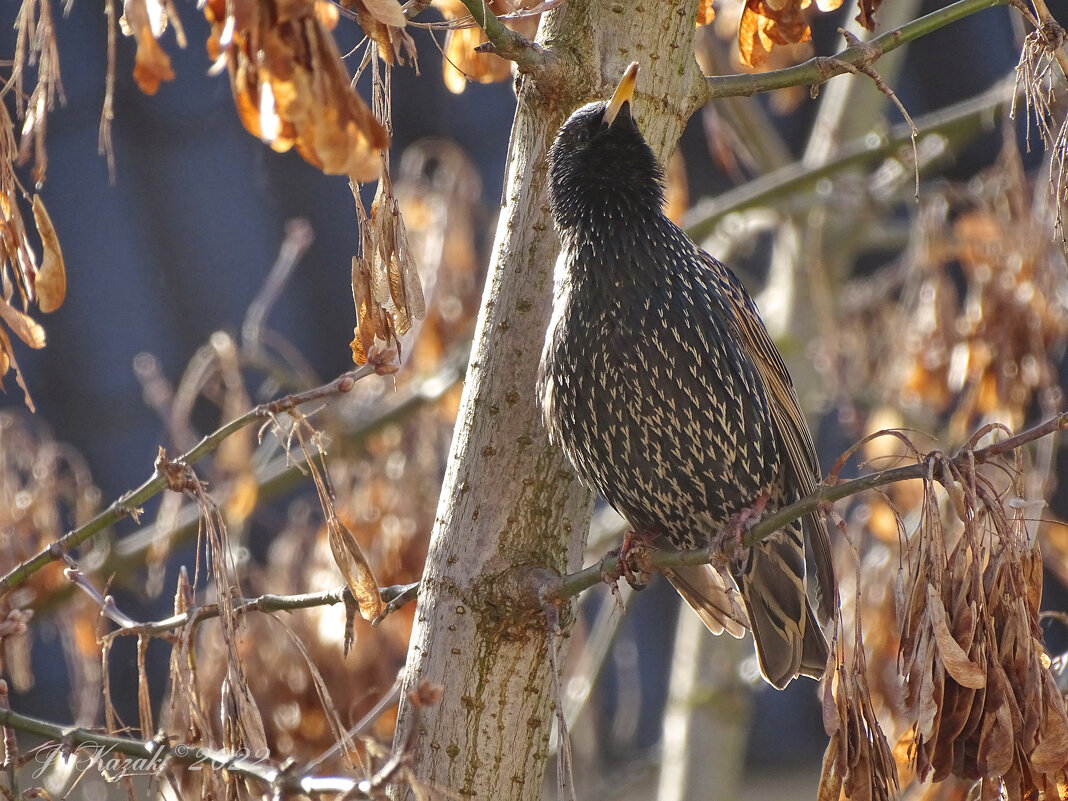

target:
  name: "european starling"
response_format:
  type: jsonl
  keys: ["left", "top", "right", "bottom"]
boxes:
{"left": 537, "top": 62, "right": 837, "bottom": 689}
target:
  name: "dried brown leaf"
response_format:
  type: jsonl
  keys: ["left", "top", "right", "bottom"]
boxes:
{"left": 936, "top": 679, "right": 975, "bottom": 753}
{"left": 350, "top": 224, "right": 400, "bottom": 366}
{"left": 915, "top": 632, "right": 939, "bottom": 740}
{"left": 328, "top": 517, "right": 385, "bottom": 620}
{"left": 977, "top": 700, "right": 1015, "bottom": 777}
{"left": 927, "top": 585, "right": 986, "bottom": 689}
{"left": 0, "top": 296, "right": 45, "bottom": 349}
{"left": 372, "top": 188, "right": 424, "bottom": 332}
{"left": 131, "top": 26, "right": 175, "bottom": 94}
{"left": 348, "top": 0, "right": 397, "bottom": 65}
{"left": 359, "top": 0, "right": 406, "bottom": 28}
{"left": 0, "top": 325, "right": 34, "bottom": 411}
{"left": 1022, "top": 544, "right": 1043, "bottom": 617}
{"left": 349, "top": 173, "right": 425, "bottom": 362}
{"left": 31, "top": 195, "right": 64, "bottom": 312}
{"left": 1030, "top": 679, "right": 1068, "bottom": 773}
{"left": 738, "top": 0, "right": 811, "bottom": 68}
{"left": 855, "top": 0, "right": 883, "bottom": 30}
{"left": 122, "top": 0, "right": 177, "bottom": 94}
{"left": 351, "top": 256, "right": 376, "bottom": 365}
{"left": 207, "top": 0, "right": 388, "bottom": 180}
{"left": 315, "top": 0, "right": 339, "bottom": 27}
{"left": 443, "top": 26, "right": 512, "bottom": 93}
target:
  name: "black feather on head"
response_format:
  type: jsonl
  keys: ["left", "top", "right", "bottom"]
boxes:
{"left": 546, "top": 65, "right": 664, "bottom": 232}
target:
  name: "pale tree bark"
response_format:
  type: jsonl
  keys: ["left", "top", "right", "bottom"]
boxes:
{"left": 656, "top": 608, "right": 752, "bottom": 801}
{"left": 390, "top": 3, "right": 707, "bottom": 799}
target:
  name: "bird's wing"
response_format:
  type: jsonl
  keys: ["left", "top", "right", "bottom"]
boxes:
{"left": 699, "top": 250, "right": 838, "bottom": 622}
{"left": 664, "top": 565, "right": 748, "bottom": 638}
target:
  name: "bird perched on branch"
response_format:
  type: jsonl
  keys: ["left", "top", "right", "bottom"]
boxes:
{"left": 537, "top": 62, "right": 837, "bottom": 689}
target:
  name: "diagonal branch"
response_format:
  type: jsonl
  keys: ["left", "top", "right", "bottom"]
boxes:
{"left": 684, "top": 76, "right": 1018, "bottom": 240}
{"left": 700, "top": 0, "right": 1012, "bottom": 102}
{"left": 0, "top": 359, "right": 398, "bottom": 598}
{"left": 542, "top": 410, "right": 1068, "bottom": 603}
{"left": 115, "top": 582, "right": 420, "bottom": 639}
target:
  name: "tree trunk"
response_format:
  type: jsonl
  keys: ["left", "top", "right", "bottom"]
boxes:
{"left": 656, "top": 608, "right": 752, "bottom": 801}
{"left": 392, "top": 4, "right": 705, "bottom": 798}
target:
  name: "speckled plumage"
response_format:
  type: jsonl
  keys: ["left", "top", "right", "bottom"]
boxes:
{"left": 537, "top": 65, "right": 837, "bottom": 689}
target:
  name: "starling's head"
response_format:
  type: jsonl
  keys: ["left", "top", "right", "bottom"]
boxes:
{"left": 547, "top": 62, "right": 665, "bottom": 231}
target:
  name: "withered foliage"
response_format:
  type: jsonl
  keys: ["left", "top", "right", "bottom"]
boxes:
{"left": 824, "top": 437, "right": 1068, "bottom": 801}
{"left": 838, "top": 143, "right": 1068, "bottom": 443}
{"left": 816, "top": 128, "right": 1068, "bottom": 801}
{"left": 350, "top": 57, "right": 437, "bottom": 365}
{"left": 432, "top": 0, "right": 540, "bottom": 94}
{"left": 1, "top": 0, "right": 68, "bottom": 410}
{"left": 697, "top": 0, "right": 716, "bottom": 26}
{"left": 351, "top": 170, "right": 426, "bottom": 364}
{"left": 1013, "top": 12, "right": 1068, "bottom": 255}
{"left": 738, "top": 0, "right": 813, "bottom": 69}
{"left": 204, "top": 0, "right": 390, "bottom": 180}
{"left": 854, "top": 0, "right": 883, "bottom": 31}
{"left": 120, "top": 0, "right": 186, "bottom": 95}
{"left": 737, "top": 0, "right": 844, "bottom": 68}
{"left": 0, "top": 412, "right": 100, "bottom": 717}
{"left": 156, "top": 172, "right": 480, "bottom": 775}
{"left": 341, "top": 0, "right": 417, "bottom": 67}
{"left": 820, "top": 624, "right": 898, "bottom": 801}
{"left": 178, "top": 152, "right": 478, "bottom": 770}
{"left": 5, "top": 142, "right": 483, "bottom": 796}
{"left": 893, "top": 459, "right": 1068, "bottom": 801}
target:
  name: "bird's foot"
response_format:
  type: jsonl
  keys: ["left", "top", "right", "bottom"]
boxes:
{"left": 616, "top": 529, "right": 656, "bottom": 590}
{"left": 713, "top": 494, "right": 770, "bottom": 563}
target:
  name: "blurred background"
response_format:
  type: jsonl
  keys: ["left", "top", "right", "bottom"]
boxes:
{"left": 2, "top": 0, "right": 1068, "bottom": 799}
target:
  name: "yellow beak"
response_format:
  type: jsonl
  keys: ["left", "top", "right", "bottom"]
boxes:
{"left": 603, "top": 62, "right": 639, "bottom": 127}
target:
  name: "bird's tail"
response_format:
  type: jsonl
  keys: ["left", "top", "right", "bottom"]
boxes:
{"left": 664, "top": 565, "right": 749, "bottom": 639}
{"left": 733, "top": 527, "right": 829, "bottom": 689}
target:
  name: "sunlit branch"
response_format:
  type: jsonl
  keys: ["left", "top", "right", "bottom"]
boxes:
{"left": 97, "top": 582, "right": 420, "bottom": 640}
{"left": 0, "top": 361, "right": 397, "bottom": 597}
{"left": 701, "top": 0, "right": 1012, "bottom": 101}
{"left": 542, "top": 410, "right": 1068, "bottom": 603}
{"left": 684, "top": 76, "right": 1018, "bottom": 240}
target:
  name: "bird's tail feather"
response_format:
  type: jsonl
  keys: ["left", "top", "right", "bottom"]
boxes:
{"left": 735, "top": 528, "right": 829, "bottom": 689}
{"left": 664, "top": 565, "right": 748, "bottom": 639}
{"left": 804, "top": 512, "right": 838, "bottom": 623}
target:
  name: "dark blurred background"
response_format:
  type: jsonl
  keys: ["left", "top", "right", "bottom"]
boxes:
{"left": 2, "top": 1, "right": 1067, "bottom": 798}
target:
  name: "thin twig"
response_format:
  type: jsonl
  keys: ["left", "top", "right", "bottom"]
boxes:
{"left": 701, "top": 0, "right": 1012, "bottom": 101}
{"left": 0, "top": 362, "right": 396, "bottom": 597}
{"left": 98, "top": 582, "right": 419, "bottom": 640}
{"left": 831, "top": 29, "right": 921, "bottom": 198}
{"left": 683, "top": 76, "right": 1017, "bottom": 240}
{"left": 542, "top": 411, "right": 1068, "bottom": 603}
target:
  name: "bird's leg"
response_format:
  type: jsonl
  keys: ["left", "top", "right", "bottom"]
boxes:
{"left": 712, "top": 493, "right": 770, "bottom": 561}
{"left": 617, "top": 528, "right": 657, "bottom": 590}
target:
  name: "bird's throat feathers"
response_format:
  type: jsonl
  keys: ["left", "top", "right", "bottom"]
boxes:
{"left": 549, "top": 158, "right": 667, "bottom": 237}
